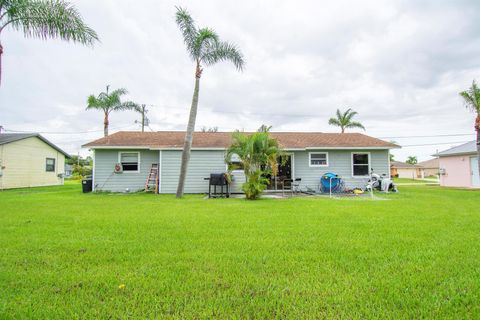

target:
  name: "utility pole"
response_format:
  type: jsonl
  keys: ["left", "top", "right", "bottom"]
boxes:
{"left": 135, "top": 104, "right": 151, "bottom": 132}
{"left": 140, "top": 104, "right": 146, "bottom": 132}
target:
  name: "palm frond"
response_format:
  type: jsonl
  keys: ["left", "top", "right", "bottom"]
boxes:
{"left": 344, "top": 108, "right": 358, "bottom": 122}
{"left": 460, "top": 80, "right": 480, "bottom": 113}
{"left": 345, "top": 121, "right": 365, "bottom": 130}
{"left": 175, "top": 6, "right": 198, "bottom": 60}
{"left": 202, "top": 40, "right": 244, "bottom": 71}
{"left": 1, "top": 0, "right": 99, "bottom": 45}
{"left": 193, "top": 27, "right": 218, "bottom": 58}
{"left": 86, "top": 94, "right": 105, "bottom": 110}
{"left": 335, "top": 109, "right": 342, "bottom": 122}
{"left": 113, "top": 100, "right": 139, "bottom": 111}
{"left": 328, "top": 118, "right": 341, "bottom": 126}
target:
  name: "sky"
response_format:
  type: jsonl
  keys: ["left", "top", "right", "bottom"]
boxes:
{"left": 0, "top": 0, "right": 479, "bottom": 161}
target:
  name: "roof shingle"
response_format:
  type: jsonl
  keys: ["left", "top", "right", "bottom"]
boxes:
{"left": 82, "top": 131, "right": 399, "bottom": 149}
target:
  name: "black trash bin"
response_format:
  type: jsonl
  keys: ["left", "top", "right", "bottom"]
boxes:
{"left": 82, "top": 176, "right": 93, "bottom": 193}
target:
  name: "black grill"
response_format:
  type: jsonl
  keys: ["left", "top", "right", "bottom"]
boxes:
{"left": 205, "top": 173, "right": 230, "bottom": 198}
{"left": 210, "top": 173, "right": 227, "bottom": 186}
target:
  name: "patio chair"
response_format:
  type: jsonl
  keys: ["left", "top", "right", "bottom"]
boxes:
{"left": 282, "top": 178, "right": 302, "bottom": 196}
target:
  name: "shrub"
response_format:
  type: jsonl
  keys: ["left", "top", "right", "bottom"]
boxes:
{"left": 242, "top": 169, "right": 269, "bottom": 200}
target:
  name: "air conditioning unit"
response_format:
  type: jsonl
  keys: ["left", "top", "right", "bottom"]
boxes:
{"left": 114, "top": 163, "right": 123, "bottom": 173}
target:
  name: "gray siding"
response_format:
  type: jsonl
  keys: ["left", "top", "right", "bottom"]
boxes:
{"left": 230, "top": 170, "right": 246, "bottom": 193}
{"left": 292, "top": 150, "right": 389, "bottom": 191}
{"left": 94, "top": 149, "right": 158, "bottom": 192}
{"left": 160, "top": 150, "right": 227, "bottom": 194}
{"left": 92, "top": 148, "right": 390, "bottom": 193}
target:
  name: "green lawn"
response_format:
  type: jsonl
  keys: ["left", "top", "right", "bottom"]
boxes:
{"left": 1, "top": 182, "right": 479, "bottom": 319}
{"left": 393, "top": 177, "right": 439, "bottom": 184}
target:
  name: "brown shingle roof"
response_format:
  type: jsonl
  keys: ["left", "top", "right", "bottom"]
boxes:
{"left": 390, "top": 161, "right": 423, "bottom": 168}
{"left": 82, "top": 131, "right": 400, "bottom": 149}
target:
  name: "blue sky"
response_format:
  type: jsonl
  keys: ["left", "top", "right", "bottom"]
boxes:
{"left": 0, "top": 0, "right": 479, "bottom": 161}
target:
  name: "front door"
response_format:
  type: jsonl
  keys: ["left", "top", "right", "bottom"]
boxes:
{"left": 471, "top": 157, "right": 480, "bottom": 187}
{"left": 267, "top": 155, "right": 292, "bottom": 190}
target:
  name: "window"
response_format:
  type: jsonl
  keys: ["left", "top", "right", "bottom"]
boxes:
{"left": 352, "top": 153, "right": 370, "bottom": 177}
{"left": 309, "top": 152, "right": 328, "bottom": 167}
{"left": 227, "top": 153, "right": 244, "bottom": 171}
{"left": 46, "top": 158, "right": 55, "bottom": 172}
{"left": 119, "top": 152, "right": 140, "bottom": 172}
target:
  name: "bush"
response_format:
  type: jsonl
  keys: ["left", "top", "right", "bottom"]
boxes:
{"left": 242, "top": 170, "right": 269, "bottom": 200}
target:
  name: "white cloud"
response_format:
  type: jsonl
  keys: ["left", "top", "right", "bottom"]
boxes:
{"left": 0, "top": 0, "right": 479, "bottom": 161}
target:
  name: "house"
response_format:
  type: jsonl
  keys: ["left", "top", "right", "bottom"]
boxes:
{"left": 82, "top": 131, "right": 399, "bottom": 193}
{"left": 418, "top": 158, "right": 439, "bottom": 177}
{"left": 390, "top": 161, "right": 424, "bottom": 179}
{"left": 436, "top": 141, "right": 479, "bottom": 188}
{"left": 64, "top": 164, "right": 73, "bottom": 177}
{"left": 0, "top": 133, "right": 69, "bottom": 189}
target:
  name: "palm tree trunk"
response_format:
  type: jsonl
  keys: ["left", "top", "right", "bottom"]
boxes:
{"left": 104, "top": 112, "right": 109, "bottom": 137}
{"left": 0, "top": 42, "right": 3, "bottom": 85}
{"left": 176, "top": 66, "right": 201, "bottom": 198}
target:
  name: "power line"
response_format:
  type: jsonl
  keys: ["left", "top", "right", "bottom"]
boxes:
{"left": 401, "top": 140, "right": 472, "bottom": 147}
{"left": 4, "top": 124, "right": 136, "bottom": 135}
{"left": 378, "top": 133, "right": 474, "bottom": 139}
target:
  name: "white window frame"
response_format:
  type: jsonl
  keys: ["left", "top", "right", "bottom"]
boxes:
{"left": 45, "top": 157, "right": 56, "bottom": 172}
{"left": 118, "top": 151, "right": 141, "bottom": 173}
{"left": 309, "top": 152, "right": 329, "bottom": 167}
{"left": 351, "top": 152, "right": 371, "bottom": 178}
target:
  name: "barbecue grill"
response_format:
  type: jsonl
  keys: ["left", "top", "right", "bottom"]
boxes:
{"left": 205, "top": 173, "right": 230, "bottom": 198}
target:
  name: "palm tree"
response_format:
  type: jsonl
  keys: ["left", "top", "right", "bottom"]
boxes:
{"left": 406, "top": 156, "right": 418, "bottom": 165}
{"left": 459, "top": 80, "right": 480, "bottom": 179}
{"left": 226, "top": 130, "right": 283, "bottom": 200}
{"left": 328, "top": 108, "right": 365, "bottom": 133}
{"left": 0, "top": 0, "right": 98, "bottom": 84}
{"left": 86, "top": 85, "right": 138, "bottom": 137}
{"left": 257, "top": 124, "right": 272, "bottom": 133}
{"left": 175, "top": 7, "right": 244, "bottom": 198}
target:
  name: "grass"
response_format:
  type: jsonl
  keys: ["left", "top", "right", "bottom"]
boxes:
{"left": 393, "top": 177, "right": 438, "bottom": 184}
{"left": 1, "top": 182, "right": 479, "bottom": 319}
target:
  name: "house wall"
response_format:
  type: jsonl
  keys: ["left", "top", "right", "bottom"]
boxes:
{"left": 292, "top": 149, "right": 389, "bottom": 191}
{"left": 93, "top": 149, "right": 158, "bottom": 192}
{"left": 439, "top": 155, "right": 477, "bottom": 188}
{"left": 92, "top": 148, "right": 391, "bottom": 193}
{"left": 160, "top": 150, "right": 230, "bottom": 194}
{"left": 396, "top": 168, "right": 424, "bottom": 179}
{"left": 0, "top": 137, "right": 65, "bottom": 189}
{"left": 423, "top": 167, "right": 439, "bottom": 177}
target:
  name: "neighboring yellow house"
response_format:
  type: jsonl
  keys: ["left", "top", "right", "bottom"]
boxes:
{"left": 0, "top": 133, "right": 69, "bottom": 190}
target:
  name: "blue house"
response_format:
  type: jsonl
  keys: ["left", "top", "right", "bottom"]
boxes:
{"left": 82, "top": 131, "right": 399, "bottom": 193}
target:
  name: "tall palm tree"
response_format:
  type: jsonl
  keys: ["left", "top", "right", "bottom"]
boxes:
{"left": 86, "top": 85, "right": 138, "bottom": 137}
{"left": 0, "top": 0, "right": 98, "bottom": 84}
{"left": 328, "top": 108, "right": 365, "bottom": 133}
{"left": 175, "top": 7, "right": 244, "bottom": 198}
{"left": 459, "top": 80, "right": 480, "bottom": 179}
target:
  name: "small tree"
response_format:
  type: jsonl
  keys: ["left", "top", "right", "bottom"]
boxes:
{"left": 226, "top": 128, "right": 283, "bottom": 200}
{"left": 328, "top": 108, "right": 365, "bottom": 133}
{"left": 86, "top": 85, "right": 138, "bottom": 137}
{"left": 406, "top": 156, "right": 418, "bottom": 165}
{"left": 459, "top": 80, "right": 480, "bottom": 180}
